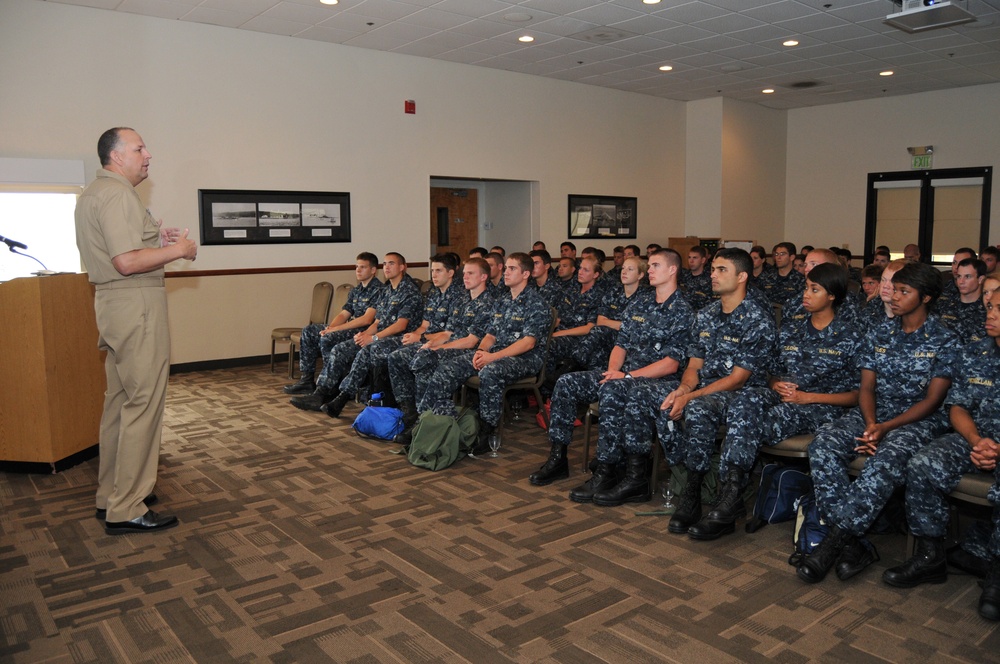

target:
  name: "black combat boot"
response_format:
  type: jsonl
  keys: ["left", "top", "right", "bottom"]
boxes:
{"left": 797, "top": 525, "right": 852, "bottom": 584}
{"left": 979, "top": 559, "right": 1000, "bottom": 621}
{"left": 593, "top": 455, "right": 651, "bottom": 507}
{"left": 529, "top": 443, "right": 569, "bottom": 486}
{"left": 283, "top": 374, "right": 316, "bottom": 395}
{"left": 836, "top": 537, "right": 880, "bottom": 580}
{"left": 947, "top": 544, "right": 989, "bottom": 578}
{"left": 667, "top": 471, "right": 705, "bottom": 534}
{"left": 290, "top": 386, "right": 337, "bottom": 412}
{"left": 687, "top": 469, "right": 746, "bottom": 541}
{"left": 399, "top": 400, "right": 419, "bottom": 428}
{"left": 321, "top": 391, "right": 353, "bottom": 418}
{"left": 471, "top": 422, "right": 494, "bottom": 457}
{"left": 394, "top": 400, "right": 420, "bottom": 447}
{"left": 568, "top": 463, "right": 617, "bottom": 503}
{"left": 882, "top": 536, "right": 947, "bottom": 588}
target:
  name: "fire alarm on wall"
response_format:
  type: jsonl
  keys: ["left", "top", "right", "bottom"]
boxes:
{"left": 404, "top": 100, "right": 416, "bottom": 114}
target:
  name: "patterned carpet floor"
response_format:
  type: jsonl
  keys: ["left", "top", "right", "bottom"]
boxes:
{"left": 2, "top": 365, "right": 999, "bottom": 663}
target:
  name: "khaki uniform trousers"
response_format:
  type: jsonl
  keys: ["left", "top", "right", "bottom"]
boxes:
{"left": 94, "top": 279, "right": 170, "bottom": 523}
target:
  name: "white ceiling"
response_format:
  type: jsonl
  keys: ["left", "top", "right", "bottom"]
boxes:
{"left": 47, "top": 0, "right": 1000, "bottom": 109}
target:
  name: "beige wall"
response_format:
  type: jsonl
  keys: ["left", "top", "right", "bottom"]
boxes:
{"left": 1, "top": 0, "right": 685, "bottom": 363}
{"left": 721, "top": 98, "right": 787, "bottom": 248}
{"left": 785, "top": 83, "right": 1000, "bottom": 254}
{"left": 684, "top": 98, "right": 723, "bottom": 238}
{"left": 683, "top": 97, "right": 787, "bottom": 249}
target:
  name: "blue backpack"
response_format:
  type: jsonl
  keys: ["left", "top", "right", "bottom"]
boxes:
{"left": 745, "top": 463, "right": 812, "bottom": 533}
{"left": 352, "top": 406, "right": 405, "bottom": 441}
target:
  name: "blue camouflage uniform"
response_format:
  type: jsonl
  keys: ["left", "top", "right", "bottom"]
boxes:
{"left": 589, "top": 290, "right": 694, "bottom": 463}
{"left": 418, "top": 287, "right": 552, "bottom": 428}
{"left": 904, "top": 338, "right": 1000, "bottom": 556}
{"left": 717, "top": 309, "right": 862, "bottom": 476}
{"left": 315, "top": 277, "right": 422, "bottom": 393}
{"left": 759, "top": 268, "right": 806, "bottom": 306}
{"left": 939, "top": 277, "right": 960, "bottom": 306}
{"left": 575, "top": 284, "right": 646, "bottom": 370}
{"left": 530, "top": 277, "right": 564, "bottom": 309}
{"left": 556, "top": 276, "right": 577, "bottom": 291}
{"left": 546, "top": 289, "right": 691, "bottom": 454}
{"left": 748, "top": 264, "right": 774, "bottom": 291}
{"left": 338, "top": 279, "right": 463, "bottom": 397}
{"left": 783, "top": 285, "right": 861, "bottom": 329}
{"left": 809, "top": 315, "right": 958, "bottom": 537}
{"left": 387, "top": 288, "right": 495, "bottom": 404}
{"left": 546, "top": 282, "right": 603, "bottom": 374}
{"left": 679, "top": 269, "right": 714, "bottom": 311}
{"left": 487, "top": 279, "right": 510, "bottom": 299}
{"left": 653, "top": 293, "right": 777, "bottom": 473}
{"left": 300, "top": 278, "right": 385, "bottom": 380}
{"left": 936, "top": 297, "right": 987, "bottom": 345}
{"left": 858, "top": 297, "right": 892, "bottom": 336}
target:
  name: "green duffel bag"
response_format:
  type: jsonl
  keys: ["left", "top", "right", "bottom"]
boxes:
{"left": 407, "top": 407, "right": 479, "bottom": 471}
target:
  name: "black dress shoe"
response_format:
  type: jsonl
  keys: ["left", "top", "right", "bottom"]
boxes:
{"left": 105, "top": 509, "right": 178, "bottom": 535}
{"left": 95, "top": 493, "right": 158, "bottom": 521}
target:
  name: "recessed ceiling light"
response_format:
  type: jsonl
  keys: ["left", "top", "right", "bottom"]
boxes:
{"left": 643, "top": 0, "right": 662, "bottom": 4}
{"left": 518, "top": 35, "right": 534, "bottom": 43}
{"left": 658, "top": 65, "right": 673, "bottom": 72}
{"left": 880, "top": 70, "right": 894, "bottom": 76}
{"left": 504, "top": 12, "right": 533, "bottom": 23}
{"left": 762, "top": 88, "right": 775, "bottom": 94}
{"left": 783, "top": 39, "right": 799, "bottom": 47}
{"left": 320, "top": 0, "right": 338, "bottom": 5}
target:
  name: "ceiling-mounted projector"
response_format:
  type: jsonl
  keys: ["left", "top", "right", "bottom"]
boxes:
{"left": 884, "top": 1, "right": 977, "bottom": 33}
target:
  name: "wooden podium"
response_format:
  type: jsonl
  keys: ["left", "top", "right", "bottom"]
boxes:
{"left": 0, "top": 273, "right": 105, "bottom": 465}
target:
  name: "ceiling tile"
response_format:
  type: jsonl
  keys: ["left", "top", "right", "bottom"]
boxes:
{"left": 565, "top": 3, "right": 644, "bottom": 26}
{"left": 345, "top": 21, "right": 437, "bottom": 48}
{"left": 654, "top": 1, "right": 730, "bottom": 25}
{"left": 743, "top": 0, "right": 818, "bottom": 25}
{"left": 430, "top": 0, "right": 515, "bottom": 19}
{"left": 522, "top": 16, "right": 602, "bottom": 37}
{"left": 117, "top": 0, "right": 193, "bottom": 20}
{"left": 343, "top": 0, "right": 422, "bottom": 21}
{"left": 399, "top": 8, "right": 476, "bottom": 30}
{"left": 606, "top": 14, "right": 680, "bottom": 36}
{"left": 181, "top": 7, "right": 256, "bottom": 28}
{"left": 296, "top": 24, "right": 366, "bottom": 43}
{"left": 199, "top": 0, "right": 278, "bottom": 13}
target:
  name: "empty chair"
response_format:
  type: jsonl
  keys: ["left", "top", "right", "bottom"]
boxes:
{"left": 270, "top": 281, "right": 334, "bottom": 376}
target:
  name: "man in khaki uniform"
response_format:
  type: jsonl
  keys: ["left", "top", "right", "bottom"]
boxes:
{"left": 75, "top": 127, "right": 197, "bottom": 534}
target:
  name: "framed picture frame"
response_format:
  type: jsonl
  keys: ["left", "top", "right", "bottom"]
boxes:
{"left": 198, "top": 189, "right": 351, "bottom": 246}
{"left": 567, "top": 194, "right": 637, "bottom": 239}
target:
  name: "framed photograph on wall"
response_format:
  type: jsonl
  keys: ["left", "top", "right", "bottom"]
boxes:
{"left": 199, "top": 189, "right": 351, "bottom": 245}
{"left": 568, "top": 194, "right": 637, "bottom": 239}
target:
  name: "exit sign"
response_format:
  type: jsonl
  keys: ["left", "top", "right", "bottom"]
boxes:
{"left": 911, "top": 154, "right": 933, "bottom": 169}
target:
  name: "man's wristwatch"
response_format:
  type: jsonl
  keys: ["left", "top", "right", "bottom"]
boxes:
{"left": 372, "top": 334, "right": 379, "bottom": 342}
{"left": 624, "top": 372, "right": 633, "bottom": 379}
